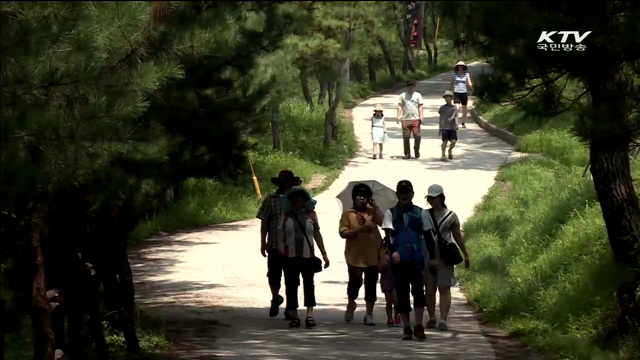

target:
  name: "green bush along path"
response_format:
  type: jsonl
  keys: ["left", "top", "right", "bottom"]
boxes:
{"left": 129, "top": 63, "right": 517, "bottom": 359}
{"left": 459, "top": 99, "right": 640, "bottom": 358}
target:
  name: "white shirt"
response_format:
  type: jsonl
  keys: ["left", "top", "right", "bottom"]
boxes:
{"left": 398, "top": 91, "right": 423, "bottom": 121}
{"left": 421, "top": 209, "right": 460, "bottom": 259}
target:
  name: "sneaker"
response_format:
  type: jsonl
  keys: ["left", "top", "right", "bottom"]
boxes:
{"left": 414, "top": 150, "right": 420, "bottom": 159}
{"left": 373, "top": 154, "right": 377, "bottom": 160}
{"left": 441, "top": 157, "right": 448, "bottom": 162}
{"left": 448, "top": 152, "right": 453, "bottom": 160}
{"left": 379, "top": 153, "right": 384, "bottom": 159}
{"left": 403, "top": 154, "right": 411, "bottom": 159}
{"left": 269, "top": 295, "right": 284, "bottom": 318}
{"left": 394, "top": 315, "right": 402, "bottom": 327}
{"left": 438, "top": 321, "right": 448, "bottom": 331}
{"left": 344, "top": 302, "right": 356, "bottom": 322}
{"left": 414, "top": 324, "right": 426, "bottom": 341}
{"left": 363, "top": 314, "right": 375, "bottom": 326}
{"left": 402, "top": 325, "right": 413, "bottom": 340}
{"left": 387, "top": 319, "right": 394, "bottom": 327}
{"left": 426, "top": 319, "right": 437, "bottom": 329}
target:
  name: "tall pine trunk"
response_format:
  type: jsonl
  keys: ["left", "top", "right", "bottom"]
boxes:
{"left": 271, "top": 104, "right": 281, "bottom": 150}
{"left": 352, "top": 62, "right": 365, "bottom": 83}
{"left": 377, "top": 37, "right": 397, "bottom": 80}
{"left": 327, "top": 82, "right": 335, "bottom": 107}
{"left": 431, "top": 3, "right": 438, "bottom": 67}
{"left": 323, "top": 64, "right": 346, "bottom": 145}
{"left": 299, "top": 66, "right": 313, "bottom": 107}
{"left": 367, "top": 56, "right": 377, "bottom": 83}
{"left": 30, "top": 224, "right": 55, "bottom": 360}
{"left": 318, "top": 82, "right": 327, "bottom": 105}
{"left": 402, "top": 2, "right": 417, "bottom": 73}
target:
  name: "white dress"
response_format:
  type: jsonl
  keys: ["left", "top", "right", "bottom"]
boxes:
{"left": 371, "top": 115, "right": 386, "bottom": 143}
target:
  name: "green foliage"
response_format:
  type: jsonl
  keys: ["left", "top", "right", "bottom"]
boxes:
{"left": 130, "top": 97, "right": 356, "bottom": 242}
{"left": 459, "top": 158, "right": 639, "bottom": 359}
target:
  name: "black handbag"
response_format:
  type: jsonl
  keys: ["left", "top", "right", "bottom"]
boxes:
{"left": 428, "top": 208, "right": 463, "bottom": 266}
{"left": 290, "top": 212, "right": 323, "bottom": 273}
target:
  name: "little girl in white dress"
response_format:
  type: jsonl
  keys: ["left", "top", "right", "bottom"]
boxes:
{"left": 371, "top": 104, "right": 387, "bottom": 159}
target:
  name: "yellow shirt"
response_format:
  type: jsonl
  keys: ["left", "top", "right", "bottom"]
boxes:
{"left": 339, "top": 208, "right": 383, "bottom": 268}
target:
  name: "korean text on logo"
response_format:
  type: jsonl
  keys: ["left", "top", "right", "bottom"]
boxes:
{"left": 537, "top": 31, "right": 592, "bottom": 52}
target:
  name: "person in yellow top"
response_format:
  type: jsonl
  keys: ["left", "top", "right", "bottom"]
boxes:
{"left": 339, "top": 183, "right": 384, "bottom": 325}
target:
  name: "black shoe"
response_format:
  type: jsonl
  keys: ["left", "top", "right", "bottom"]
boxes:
{"left": 403, "top": 154, "right": 411, "bottom": 159}
{"left": 402, "top": 325, "right": 413, "bottom": 340}
{"left": 269, "top": 295, "right": 284, "bottom": 317}
{"left": 414, "top": 150, "right": 420, "bottom": 159}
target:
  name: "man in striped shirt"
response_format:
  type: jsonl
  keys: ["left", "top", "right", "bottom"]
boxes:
{"left": 257, "top": 170, "right": 300, "bottom": 319}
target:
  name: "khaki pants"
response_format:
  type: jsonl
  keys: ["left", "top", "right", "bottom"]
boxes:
{"left": 402, "top": 119, "right": 422, "bottom": 156}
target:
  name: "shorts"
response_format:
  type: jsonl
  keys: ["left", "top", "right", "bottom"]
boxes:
{"left": 267, "top": 249, "right": 284, "bottom": 288}
{"left": 424, "top": 261, "right": 457, "bottom": 288}
{"left": 441, "top": 130, "right": 458, "bottom": 142}
{"left": 453, "top": 92, "right": 468, "bottom": 106}
{"left": 380, "top": 264, "right": 395, "bottom": 293}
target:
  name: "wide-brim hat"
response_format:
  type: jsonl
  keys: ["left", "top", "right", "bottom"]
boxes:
{"left": 454, "top": 60, "right": 467, "bottom": 70}
{"left": 443, "top": 90, "right": 454, "bottom": 98}
{"left": 271, "top": 169, "right": 301, "bottom": 187}
{"left": 373, "top": 104, "right": 384, "bottom": 112}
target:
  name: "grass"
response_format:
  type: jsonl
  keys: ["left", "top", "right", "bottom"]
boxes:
{"left": 4, "top": 308, "right": 172, "bottom": 360}
{"left": 459, "top": 96, "right": 640, "bottom": 359}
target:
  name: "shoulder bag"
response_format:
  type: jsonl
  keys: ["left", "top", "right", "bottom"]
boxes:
{"left": 290, "top": 211, "right": 323, "bottom": 273}
{"left": 428, "top": 208, "right": 463, "bottom": 266}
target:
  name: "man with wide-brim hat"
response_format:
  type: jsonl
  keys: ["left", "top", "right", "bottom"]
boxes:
{"left": 257, "top": 169, "right": 301, "bottom": 320}
{"left": 397, "top": 79, "right": 424, "bottom": 159}
{"left": 450, "top": 60, "right": 474, "bottom": 129}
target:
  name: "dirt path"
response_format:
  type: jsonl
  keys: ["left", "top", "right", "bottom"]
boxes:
{"left": 130, "top": 63, "right": 515, "bottom": 359}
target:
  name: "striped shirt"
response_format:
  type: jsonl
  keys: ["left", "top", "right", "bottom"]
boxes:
{"left": 256, "top": 193, "right": 284, "bottom": 250}
{"left": 453, "top": 72, "right": 469, "bottom": 93}
{"left": 279, "top": 209, "right": 319, "bottom": 258}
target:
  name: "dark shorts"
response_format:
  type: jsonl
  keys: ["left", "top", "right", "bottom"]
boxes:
{"left": 442, "top": 130, "right": 458, "bottom": 142}
{"left": 267, "top": 249, "right": 284, "bottom": 288}
{"left": 453, "top": 92, "right": 468, "bottom": 106}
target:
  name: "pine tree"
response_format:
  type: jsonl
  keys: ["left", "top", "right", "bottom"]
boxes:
{"left": 467, "top": 0, "right": 640, "bottom": 338}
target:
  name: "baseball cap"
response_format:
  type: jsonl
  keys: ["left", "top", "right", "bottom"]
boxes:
{"left": 425, "top": 184, "right": 444, "bottom": 198}
{"left": 396, "top": 180, "right": 414, "bottom": 194}
{"left": 406, "top": 79, "right": 417, "bottom": 86}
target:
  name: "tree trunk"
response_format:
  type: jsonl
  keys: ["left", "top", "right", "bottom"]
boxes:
{"left": 367, "top": 56, "right": 377, "bottom": 83}
{"left": 431, "top": 3, "right": 438, "bottom": 67}
{"left": 352, "top": 62, "right": 365, "bottom": 83}
{"left": 403, "top": 2, "right": 417, "bottom": 73}
{"left": 300, "top": 66, "right": 313, "bottom": 107}
{"left": 327, "top": 82, "right": 335, "bottom": 107}
{"left": 271, "top": 104, "right": 281, "bottom": 150}
{"left": 377, "top": 37, "right": 397, "bottom": 80}
{"left": 343, "top": 27, "right": 355, "bottom": 88}
{"left": 172, "top": 180, "right": 185, "bottom": 202}
{"left": 117, "top": 250, "right": 141, "bottom": 353}
{"left": 589, "top": 142, "right": 640, "bottom": 263}
{"left": 422, "top": 2, "right": 433, "bottom": 66}
{"left": 31, "top": 226, "right": 55, "bottom": 360}
{"left": 318, "top": 82, "right": 327, "bottom": 105}
{"left": 323, "top": 65, "right": 346, "bottom": 145}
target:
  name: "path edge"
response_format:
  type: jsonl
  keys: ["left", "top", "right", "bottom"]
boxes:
{"left": 470, "top": 107, "right": 522, "bottom": 146}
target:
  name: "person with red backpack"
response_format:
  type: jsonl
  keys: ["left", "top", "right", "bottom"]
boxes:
{"left": 381, "top": 180, "right": 427, "bottom": 341}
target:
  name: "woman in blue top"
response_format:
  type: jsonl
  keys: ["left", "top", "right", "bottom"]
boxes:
{"left": 381, "top": 180, "right": 427, "bottom": 341}
{"left": 450, "top": 60, "right": 474, "bottom": 129}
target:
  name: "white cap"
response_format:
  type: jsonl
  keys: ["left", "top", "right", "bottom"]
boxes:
{"left": 425, "top": 184, "right": 444, "bottom": 198}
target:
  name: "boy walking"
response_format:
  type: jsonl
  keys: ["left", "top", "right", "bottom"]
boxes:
{"left": 439, "top": 90, "right": 458, "bottom": 161}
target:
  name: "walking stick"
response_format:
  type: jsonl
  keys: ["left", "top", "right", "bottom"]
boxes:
{"left": 247, "top": 152, "right": 262, "bottom": 199}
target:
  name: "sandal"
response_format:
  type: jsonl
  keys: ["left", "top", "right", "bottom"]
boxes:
{"left": 289, "top": 318, "right": 301, "bottom": 328}
{"left": 305, "top": 317, "right": 316, "bottom": 329}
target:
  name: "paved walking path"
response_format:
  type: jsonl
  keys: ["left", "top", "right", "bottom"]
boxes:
{"left": 130, "top": 63, "right": 514, "bottom": 359}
